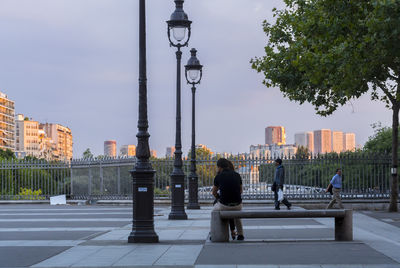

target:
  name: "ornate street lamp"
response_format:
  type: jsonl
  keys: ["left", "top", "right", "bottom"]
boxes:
{"left": 185, "top": 48, "right": 202, "bottom": 209}
{"left": 166, "top": 0, "right": 191, "bottom": 220}
{"left": 128, "top": 0, "right": 158, "bottom": 243}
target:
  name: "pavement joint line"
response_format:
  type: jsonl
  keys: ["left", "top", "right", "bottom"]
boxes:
{"left": 151, "top": 244, "right": 174, "bottom": 266}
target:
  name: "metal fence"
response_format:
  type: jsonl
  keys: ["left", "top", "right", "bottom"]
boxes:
{"left": 0, "top": 159, "right": 70, "bottom": 200}
{"left": 0, "top": 153, "right": 397, "bottom": 200}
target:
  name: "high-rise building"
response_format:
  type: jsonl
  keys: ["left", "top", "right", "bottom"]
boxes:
{"left": 0, "top": 92, "right": 15, "bottom": 151}
{"left": 314, "top": 129, "right": 332, "bottom": 154}
{"left": 166, "top": 146, "right": 175, "bottom": 158}
{"left": 343, "top": 133, "right": 356, "bottom": 152}
{"left": 265, "top": 126, "right": 286, "bottom": 145}
{"left": 294, "top": 132, "right": 314, "bottom": 153}
{"left": 332, "top": 131, "right": 344, "bottom": 153}
{"left": 120, "top": 144, "right": 136, "bottom": 157}
{"left": 41, "top": 123, "right": 73, "bottom": 161}
{"left": 104, "top": 140, "right": 116, "bottom": 157}
{"left": 15, "top": 114, "right": 40, "bottom": 158}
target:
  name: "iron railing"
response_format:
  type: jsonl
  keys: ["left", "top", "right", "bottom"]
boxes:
{"left": 0, "top": 153, "right": 398, "bottom": 200}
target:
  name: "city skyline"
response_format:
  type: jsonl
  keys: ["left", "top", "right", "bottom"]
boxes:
{"left": 0, "top": 0, "right": 392, "bottom": 158}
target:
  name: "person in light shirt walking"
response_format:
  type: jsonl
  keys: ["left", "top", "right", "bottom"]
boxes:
{"left": 326, "top": 168, "right": 344, "bottom": 209}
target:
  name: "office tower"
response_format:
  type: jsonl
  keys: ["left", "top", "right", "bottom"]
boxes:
{"left": 332, "top": 131, "right": 344, "bottom": 153}
{"left": 120, "top": 145, "right": 136, "bottom": 157}
{"left": 314, "top": 129, "right": 332, "bottom": 154}
{"left": 0, "top": 92, "right": 15, "bottom": 151}
{"left": 166, "top": 146, "right": 175, "bottom": 158}
{"left": 343, "top": 133, "right": 356, "bottom": 152}
{"left": 41, "top": 123, "right": 73, "bottom": 161}
{"left": 294, "top": 132, "right": 314, "bottom": 153}
{"left": 265, "top": 126, "right": 286, "bottom": 145}
{"left": 104, "top": 140, "right": 117, "bottom": 157}
{"left": 15, "top": 114, "right": 40, "bottom": 158}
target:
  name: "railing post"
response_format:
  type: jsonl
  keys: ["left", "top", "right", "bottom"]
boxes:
{"left": 117, "top": 166, "right": 121, "bottom": 195}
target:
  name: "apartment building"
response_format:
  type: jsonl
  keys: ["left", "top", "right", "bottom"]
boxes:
{"left": 0, "top": 92, "right": 15, "bottom": 151}
{"left": 265, "top": 126, "right": 286, "bottom": 145}
{"left": 104, "top": 140, "right": 116, "bottom": 157}
{"left": 41, "top": 123, "right": 73, "bottom": 161}
{"left": 120, "top": 144, "right": 136, "bottom": 157}
{"left": 15, "top": 114, "right": 40, "bottom": 158}
{"left": 314, "top": 129, "right": 332, "bottom": 154}
{"left": 250, "top": 144, "right": 297, "bottom": 158}
{"left": 150, "top": 149, "right": 157, "bottom": 158}
{"left": 294, "top": 132, "right": 314, "bottom": 153}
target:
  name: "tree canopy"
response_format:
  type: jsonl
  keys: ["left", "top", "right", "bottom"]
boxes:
{"left": 252, "top": 0, "right": 400, "bottom": 211}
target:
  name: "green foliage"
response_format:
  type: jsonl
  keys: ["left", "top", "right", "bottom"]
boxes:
{"left": 0, "top": 149, "right": 15, "bottom": 160}
{"left": 251, "top": 0, "right": 400, "bottom": 115}
{"left": 15, "top": 188, "right": 45, "bottom": 200}
{"left": 188, "top": 147, "right": 213, "bottom": 159}
{"left": 154, "top": 187, "right": 169, "bottom": 197}
{"left": 296, "top": 146, "right": 310, "bottom": 159}
{"left": 364, "top": 124, "right": 396, "bottom": 153}
{"left": 82, "top": 148, "right": 94, "bottom": 159}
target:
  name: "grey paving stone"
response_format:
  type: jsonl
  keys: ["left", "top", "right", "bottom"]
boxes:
{"left": 0, "top": 231, "right": 98, "bottom": 240}
{"left": 196, "top": 242, "right": 397, "bottom": 265}
{"left": 1, "top": 246, "right": 70, "bottom": 267}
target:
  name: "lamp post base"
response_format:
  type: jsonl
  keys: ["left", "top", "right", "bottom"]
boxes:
{"left": 128, "top": 230, "right": 159, "bottom": 243}
{"left": 187, "top": 204, "right": 200, "bottom": 209}
{"left": 169, "top": 172, "right": 188, "bottom": 220}
{"left": 168, "top": 212, "right": 188, "bottom": 220}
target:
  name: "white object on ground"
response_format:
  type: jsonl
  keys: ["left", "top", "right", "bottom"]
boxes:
{"left": 50, "top": 195, "right": 66, "bottom": 205}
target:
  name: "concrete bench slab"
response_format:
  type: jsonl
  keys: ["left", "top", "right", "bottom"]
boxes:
{"left": 211, "top": 209, "right": 352, "bottom": 242}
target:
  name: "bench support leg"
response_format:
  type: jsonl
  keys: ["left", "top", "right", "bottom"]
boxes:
{"left": 335, "top": 209, "right": 353, "bottom": 241}
{"left": 210, "top": 211, "right": 229, "bottom": 242}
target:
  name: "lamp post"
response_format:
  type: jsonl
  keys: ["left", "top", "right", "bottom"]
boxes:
{"left": 185, "top": 48, "right": 202, "bottom": 210}
{"left": 128, "top": 0, "right": 158, "bottom": 243}
{"left": 167, "top": 0, "right": 191, "bottom": 220}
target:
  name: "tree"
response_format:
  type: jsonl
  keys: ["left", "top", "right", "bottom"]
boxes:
{"left": 295, "top": 146, "right": 310, "bottom": 159}
{"left": 0, "top": 149, "right": 15, "bottom": 160}
{"left": 251, "top": 0, "right": 400, "bottom": 212}
{"left": 364, "top": 124, "right": 398, "bottom": 153}
{"left": 82, "top": 148, "right": 93, "bottom": 159}
{"left": 187, "top": 147, "right": 213, "bottom": 159}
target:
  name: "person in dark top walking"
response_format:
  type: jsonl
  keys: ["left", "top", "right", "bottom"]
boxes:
{"left": 212, "top": 158, "right": 244, "bottom": 240}
{"left": 272, "top": 158, "right": 292, "bottom": 210}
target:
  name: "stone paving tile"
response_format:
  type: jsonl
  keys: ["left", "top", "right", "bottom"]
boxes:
{"left": 32, "top": 246, "right": 103, "bottom": 267}
{"left": 154, "top": 245, "right": 203, "bottom": 265}
{"left": 72, "top": 246, "right": 134, "bottom": 267}
{"left": 113, "top": 245, "right": 171, "bottom": 266}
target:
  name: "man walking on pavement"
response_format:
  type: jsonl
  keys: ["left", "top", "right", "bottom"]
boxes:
{"left": 272, "top": 158, "right": 292, "bottom": 210}
{"left": 326, "top": 168, "right": 344, "bottom": 209}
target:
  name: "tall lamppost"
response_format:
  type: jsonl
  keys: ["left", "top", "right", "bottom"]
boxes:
{"left": 167, "top": 0, "right": 191, "bottom": 220}
{"left": 185, "top": 48, "right": 202, "bottom": 210}
{"left": 128, "top": 0, "right": 158, "bottom": 243}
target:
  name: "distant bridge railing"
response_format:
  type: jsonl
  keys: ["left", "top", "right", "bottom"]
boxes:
{"left": 0, "top": 153, "right": 397, "bottom": 200}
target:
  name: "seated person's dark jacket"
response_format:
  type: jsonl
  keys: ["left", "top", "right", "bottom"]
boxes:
{"left": 213, "top": 169, "right": 242, "bottom": 205}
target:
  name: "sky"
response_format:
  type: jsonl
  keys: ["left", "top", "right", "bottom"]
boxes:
{"left": 0, "top": 0, "right": 393, "bottom": 158}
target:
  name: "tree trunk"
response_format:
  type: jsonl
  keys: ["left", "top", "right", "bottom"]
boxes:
{"left": 389, "top": 104, "right": 399, "bottom": 212}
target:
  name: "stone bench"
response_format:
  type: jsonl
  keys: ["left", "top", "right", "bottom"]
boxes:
{"left": 210, "top": 209, "right": 353, "bottom": 242}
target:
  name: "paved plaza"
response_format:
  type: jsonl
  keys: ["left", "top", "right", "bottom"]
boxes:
{"left": 0, "top": 204, "right": 399, "bottom": 267}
